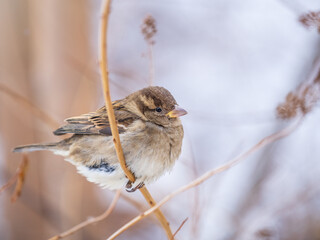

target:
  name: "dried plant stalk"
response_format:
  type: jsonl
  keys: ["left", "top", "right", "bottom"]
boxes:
{"left": 0, "top": 172, "right": 19, "bottom": 195}
{"left": 171, "top": 217, "right": 188, "bottom": 240}
{"left": 0, "top": 154, "right": 28, "bottom": 202}
{"left": 0, "top": 83, "right": 59, "bottom": 128}
{"left": 299, "top": 11, "right": 320, "bottom": 33}
{"left": 10, "top": 155, "right": 29, "bottom": 202}
{"left": 99, "top": 0, "right": 173, "bottom": 239}
{"left": 119, "top": 192, "right": 147, "bottom": 212}
{"left": 277, "top": 57, "right": 320, "bottom": 119}
{"left": 107, "top": 117, "right": 303, "bottom": 239}
{"left": 48, "top": 190, "right": 121, "bottom": 240}
{"left": 141, "top": 15, "right": 157, "bottom": 44}
{"left": 138, "top": 186, "right": 172, "bottom": 235}
{"left": 99, "top": 0, "right": 135, "bottom": 183}
{"left": 141, "top": 15, "right": 157, "bottom": 85}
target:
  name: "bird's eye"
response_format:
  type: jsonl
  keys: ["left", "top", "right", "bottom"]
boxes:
{"left": 155, "top": 107, "right": 162, "bottom": 113}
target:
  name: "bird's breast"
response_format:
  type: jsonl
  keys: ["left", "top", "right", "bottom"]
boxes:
{"left": 122, "top": 123, "right": 184, "bottom": 182}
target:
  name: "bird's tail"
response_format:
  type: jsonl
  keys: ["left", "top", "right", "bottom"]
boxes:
{"left": 13, "top": 143, "right": 59, "bottom": 153}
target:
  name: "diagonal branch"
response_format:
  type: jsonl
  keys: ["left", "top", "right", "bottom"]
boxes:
{"left": 48, "top": 190, "right": 121, "bottom": 240}
{"left": 0, "top": 82, "right": 59, "bottom": 128}
{"left": 107, "top": 117, "right": 303, "bottom": 239}
{"left": 98, "top": 0, "right": 173, "bottom": 239}
{"left": 171, "top": 217, "right": 188, "bottom": 240}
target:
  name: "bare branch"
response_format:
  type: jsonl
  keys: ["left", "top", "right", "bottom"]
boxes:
{"left": 0, "top": 154, "right": 28, "bottom": 202}
{"left": 171, "top": 218, "right": 188, "bottom": 240}
{"left": 49, "top": 190, "right": 121, "bottom": 240}
{"left": 98, "top": 1, "right": 173, "bottom": 239}
{"left": 99, "top": 0, "right": 135, "bottom": 182}
{"left": 107, "top": 117, "right": 303, "bottom": 239}
{"left": 0, "top": 83, "right": 59, "bottom": 128}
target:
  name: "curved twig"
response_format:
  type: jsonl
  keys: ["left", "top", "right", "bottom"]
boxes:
{"left": 49, "top": 190, "right": 121, "bottom": 240}
{"left": 107, "top": 117, "right": 303, "bottom": 239}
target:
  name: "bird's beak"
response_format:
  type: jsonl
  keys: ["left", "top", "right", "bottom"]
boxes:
{"left": 166, "top": 105, "right": 188, "bottom": 118}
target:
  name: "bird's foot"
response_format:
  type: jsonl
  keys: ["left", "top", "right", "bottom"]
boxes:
{"left": 125, "top": 181, "right": 145, "bottom": 192}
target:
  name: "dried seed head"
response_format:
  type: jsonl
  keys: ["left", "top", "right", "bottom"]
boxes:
{"left": 277, "top": 61, "right": 320, "bottom": 120}
{"left": 299, "top": 11, "right": 320, "bottom": 33}
{"left": 141, "top": 15, "right": 157, "bottom": 45}
{"left": 277, "top": 92, "right": 300, "bottom": 119}
{"left": 277, "top": 84, "right": 320, "bottom": 119}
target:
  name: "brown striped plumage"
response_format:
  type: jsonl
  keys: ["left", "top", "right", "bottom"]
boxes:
{"left": 13, "top": 86, "right": 187, "bottom": 191}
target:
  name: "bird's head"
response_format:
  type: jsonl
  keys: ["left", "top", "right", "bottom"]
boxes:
{"left": 127, "top": 86, "right": 187, "bottom": 127}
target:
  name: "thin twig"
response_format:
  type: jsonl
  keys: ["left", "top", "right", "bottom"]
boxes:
{"left": 148, "top": 45, "right": 155, "bottom": 86}
{"left": 171, "top": 218, "right": 188, "bottom": 240}
{"left": 10, "top": 155, "right": 29, "bottom": 202}
{"left": 0, "top": 172, "right": 19, "bottom": 195}
{"left": 48, "top": 190, "right": 121, "bottom": 240}
{"left": 0, "top": 155, "right": 28, "bottom": 201}
{"left": 99, "top": 0, "right": 135, "bottom": 182}
{"left": 119, "top": 192, "right": 165, "bottom": 224}
{"left": 98, "top": 1, "right": 173, "bottom": 239}
{"left": 141, "top": 15, "right": 157, "bottom": 86}
{"left": 0, "top": 82, "right": 59, "bottom": 128}
{"left": 139, "top": 186, "right": 172, "bottom": 235}
{"left": 107, "top": 117, "right": 303, "bottom": 239}
{"left": 119, "top": 193, "right": 147, "bottom": 212}
{"left": 277, "top": 55, "right": 320, "bottom": 119}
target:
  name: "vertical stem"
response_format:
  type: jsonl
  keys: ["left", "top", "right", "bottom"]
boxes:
{"left": 148, "top": 44, "right": 154, "bottom": 86}
{"left": 99, "top": 0, "right": 135, "bottom": 182}
{"left": 98, "top": 0, "right": 173, "bottom": 239}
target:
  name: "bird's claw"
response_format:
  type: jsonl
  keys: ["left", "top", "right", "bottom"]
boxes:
{"left": 125, "top": 181, "right": 145, "bottom": 192}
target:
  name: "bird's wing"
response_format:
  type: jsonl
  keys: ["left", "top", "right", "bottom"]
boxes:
{"left": 53, "top": 101, "right": 138, "bottom": 136}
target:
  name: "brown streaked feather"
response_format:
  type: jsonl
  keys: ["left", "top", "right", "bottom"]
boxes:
{"left": 53, "top": 86, "right": 178, "bottom": 136}
{"left": 53, "top": 101, "right": 139, "bottom": 136}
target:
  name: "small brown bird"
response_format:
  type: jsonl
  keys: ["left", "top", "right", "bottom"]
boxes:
{"left": 13, "top": 86, "right": 187, "bottom": 192}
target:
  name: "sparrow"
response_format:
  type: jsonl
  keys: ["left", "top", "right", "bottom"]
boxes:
{"left": 13, "top": 86, "right": 187, "bottom": 192}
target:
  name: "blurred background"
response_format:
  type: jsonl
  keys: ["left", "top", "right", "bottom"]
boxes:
{"left": 1, "top": 0, "right": 320, "bottom": 239}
